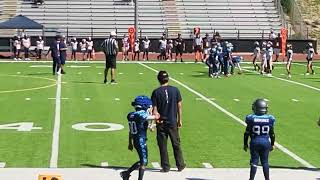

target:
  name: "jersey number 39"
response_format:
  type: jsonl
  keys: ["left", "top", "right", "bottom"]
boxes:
{"left": 128, "top": 121, "right": 138, "bottom": 135}
{"left": 253, "top": 125, "right": 270, "bottom": 135}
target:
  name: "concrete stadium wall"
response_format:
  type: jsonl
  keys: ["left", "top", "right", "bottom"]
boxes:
{"left": 0, "top": 37, "right": 317, "bottom": 53}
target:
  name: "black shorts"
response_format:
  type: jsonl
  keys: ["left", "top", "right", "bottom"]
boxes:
{"left": 160, "top": 49, "right": 166, "bottom": 56}
{"left": 195, "top": 45, "right": 202, "bottom": 52}
{"left": 105, "top": 54, "right": 117, "bottom": 69}
{"left": 307, "top": 57, "right": 313, "bottom": 62}
{"left": 176, "top": 47, "right": 183, "bottom": 54}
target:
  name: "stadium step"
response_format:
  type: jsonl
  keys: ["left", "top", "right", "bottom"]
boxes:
{"left": 0, "top": 0, "right": 18, "bottom": 37}
{"left": 162, "top": 0, "right": 181, "bottom": 38}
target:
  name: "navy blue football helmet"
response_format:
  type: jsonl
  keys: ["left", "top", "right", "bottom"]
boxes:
{"left": 132, "top": 95, "right": 152, "bottom": 110}
{"left": 252, "top": 99, "right": 268, "bottom": 115}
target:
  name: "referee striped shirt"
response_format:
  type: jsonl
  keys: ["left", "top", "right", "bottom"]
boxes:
{"left": 101, "top": 37, "right": 118, "bottom": 56}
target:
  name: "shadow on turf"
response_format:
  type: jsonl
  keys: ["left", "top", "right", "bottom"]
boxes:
{"left": 269, "top": 165, "right": 320, "bottom": 171}
{"left": 26, "top": 73, "right": 53, "bottom": 76}
{"left": 81, "top": 164, "right": 202, "bottom": 173}
{"left": 70, "top": 81, "right": 104, "bottom": 84}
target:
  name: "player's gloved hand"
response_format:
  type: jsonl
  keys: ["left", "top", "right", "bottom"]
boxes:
{"left": 128, "top": 143, "right": 133, "bottom": 151}
{"left": 270, "top": 145, "right": 275, "bottom": 151}
{"left": 178, "top": 120, "right": 182, "bottom": 128}
{"left": 243, "top": 144, "right": 248, "bottom": 152}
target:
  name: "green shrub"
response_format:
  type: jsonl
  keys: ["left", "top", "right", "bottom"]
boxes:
{"left": 281, "top": 0, "right": 292, "bottom": 14}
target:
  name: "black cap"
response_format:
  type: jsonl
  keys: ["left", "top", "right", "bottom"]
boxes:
{"left": 157, "top": 70, "right": 169, "bottom": 84}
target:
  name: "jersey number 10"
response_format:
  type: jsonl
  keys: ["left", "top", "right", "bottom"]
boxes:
{"left": 253, "top": 125, "right": 270, "bottom": 136}
{"left": 128, "top": 121, "right": 138, "bottom": 135}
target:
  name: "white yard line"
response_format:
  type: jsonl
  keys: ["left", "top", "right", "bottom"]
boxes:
{"left": 292, "top": 99, "right": 299, "bottom": 102}
{"left": 50, "top": 73, "right": 62, "bottom": 168}
{"left": 293, "top": 62, "right": 320, "bottom": 69}
{"left": 243, "top": 69, "right": 320, "bottom": 92}
{"left": 0, "top": 162, "right": 6, "bottom": 168}
{"left": 100, "top": 162, "right": 109, "bottom": 167}
{"left": 151, "top": 162, "right": 161, "bottom": 169}
{"left": 139, "top": 63, "right": 316, "bottom": 169}
{"left": 202, "top": 163, "right": 214, "bottom": 169}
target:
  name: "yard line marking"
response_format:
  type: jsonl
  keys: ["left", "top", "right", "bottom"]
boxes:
{"left": 196, "top": 97, "right": 215, "bottom": 101}
{"left": 17, "top": 72, "right": 21, "bottom": 74}
{"left": 50, "top": 72, "right": 62, "bottom": 168}
{"left": 25, "top": 98, "right": 31, "bottom": 101}
{"left": 0, "top": 162, "right": 6, "bottom": 168}
{"left": 233, "top": 98, "right": 240, "bottom": 102}
{"left": 139, "top": 63, "right": 316, "bottom": 169}
{"left": 179, "top": 73, "right": 184, "bottom": 75}
{"left": 77, "top": 72, "right": 82, "bottom": 75}
{"left": 100, "top": 162, "right": 109, "bottom": 167}
{"left": 30, "top": 65, "right": 51, "bottom": 68}
{"left": 98, "top": 72, "right": 102, "bottom": 75}
{"left": 280, "top": 73, "right": 285, "bottom": 76}
{"left": 119, "top": 72, "right": 124, "bottom": 75}
{"left": 292, "top": 99, "right": 299, "bottom": 102}
{"left": 114, "top": 98, "right": 120, "bottom": 101}
{"left": 68, "top": 65, "right": 91, "bottom": 68}
{"left": 85, "top": 98, "right": 91, "bottom": 101}
{"left": 243, "top": 69, "right": 320, "bottom": 92}
{"left": 48, "top": 98, "right": 69, "bottom": 100}
{"left": 151, "top": 162, "right": 161, "bottom": 169}
{"left": 139, "top": 72, "right": 144, "bottom": 75}
{"left": 202, "top": 162, "right": 213, "bottom": 169}
{"left": 293, "top": 62, "right": 320, "bottom": 69}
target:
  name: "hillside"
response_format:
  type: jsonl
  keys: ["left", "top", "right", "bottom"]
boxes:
{"left": 297, "top": 0, "right": 320, "bottom": 41}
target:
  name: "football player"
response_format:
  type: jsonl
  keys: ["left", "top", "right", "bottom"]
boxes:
{"left": 142, "top": 36, "right": 150, "bottom": 61}
{"left": 244, "top": 99, "right": 276, "bottom": 180}
{"left": 166, "top": 39, "right": 174, "bottom": 61}
{"left": 206, "top": 45, "right": 219, "bottom": 78}
{"left": 216, "top": 43, "right": 224, "bottom": 75}
{"left": 266, "top": 41, "right": 274, "bottom": 76}
{"left": 305, "top": 42, "right": 315, "bottom": 75}
{"left": 231, "top": 55, "right": 243, "bottom": 75}
{"left": 122, "top": 34, "right": 130, "bottom": 61}
{"left": 252, "top": 41, "right": 261, "bottom": 71}
{"left": 222, "top": 41, "right": 232, "bottom": 76}
{"left": 260, "top": 41, "right": 267, "bottom": 75}
{"left": 203, "top": 33, "right": 211, "bottom": 61}
{"left": 121, "top": 96, "right": 160, "bottom": 180}
{"left": 193, "top": 34, "right": 203, "bottom": 63}
{"left": 286, "top": 44, "right": 293, "bottom": 78}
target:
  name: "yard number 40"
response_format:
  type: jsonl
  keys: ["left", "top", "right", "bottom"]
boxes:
{"left": 0, "top": 122, "right": 124, "bottom": 132}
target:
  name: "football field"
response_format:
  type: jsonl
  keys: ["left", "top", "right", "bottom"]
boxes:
{"left": 0, "top": 61, "right": 319, "bottom": 178}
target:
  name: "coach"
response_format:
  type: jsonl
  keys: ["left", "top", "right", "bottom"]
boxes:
{"left": 47, "top": 35, "right": 61, "bottom": 75}
{"left": 101, "top": 31, "right": 118, "bottom": 84}
{"left": 151, "top": 71, "right": 186, "bottom": 172}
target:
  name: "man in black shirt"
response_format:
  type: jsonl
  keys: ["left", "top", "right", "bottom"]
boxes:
{"left": 174, "top": 33, "right": 184, "bottom": 62}
{"left": 151, "top": 71, "right": 186, "bottom": 172}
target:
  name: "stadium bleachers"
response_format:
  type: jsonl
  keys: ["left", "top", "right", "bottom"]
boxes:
{"left": 0, "top": 0, "right": 283, "bottom": 38}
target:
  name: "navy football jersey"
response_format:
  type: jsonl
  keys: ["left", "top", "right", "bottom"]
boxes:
{"left": 127, "top": 110, "right": 150, "bottom": 139}
{"left": 245, "top": 114, "right": 275, "bottom": 140}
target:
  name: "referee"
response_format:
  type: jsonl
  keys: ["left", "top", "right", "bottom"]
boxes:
{"left": 151, "top": 71, "right": 186, "bottom": 172}
{"left": 101, "top": 31, "right": 119, "bottom": 84}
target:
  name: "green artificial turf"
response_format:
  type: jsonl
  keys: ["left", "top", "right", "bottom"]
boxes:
{"left": 0, "top": 61, "right": 319, "bottom": 169}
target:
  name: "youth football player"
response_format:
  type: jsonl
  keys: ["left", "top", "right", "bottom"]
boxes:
{"left": 286, "top": 44, "right": 293, "bottom": 78}
{"left": 244, "top": 99, "right": 276, "bottom": 180}
{"left": 122, "top": 34, "right": 130, "bottom": 61}
{"left": 260, "top": 41, "right": 267, "bottom": 75}
{"left": 231, "top": 55, "right": 243, "bottom": 75}
{"left": 306, "top": 42, "right": 315, "bottom": 75}
{"left": 133, "top": 39, "right": 140, "bottom": 61}
{"left": 121, "top": 96, "right": 160, "bottom": 180}
{"left": 252, "top": 41, "right": 261, "bottom": 71}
